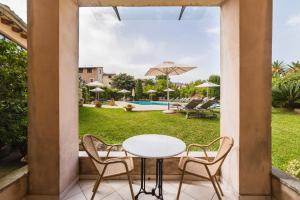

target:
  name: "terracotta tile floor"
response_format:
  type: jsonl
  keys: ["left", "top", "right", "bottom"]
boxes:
{"left": 64, "top": 179, "right": 234, "bottom": 200}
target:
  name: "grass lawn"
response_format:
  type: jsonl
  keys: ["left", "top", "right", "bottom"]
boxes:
{"left": 79, "top": 107, "right": 300, "bottom": 172}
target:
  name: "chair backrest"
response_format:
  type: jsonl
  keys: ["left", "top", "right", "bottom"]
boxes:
{"left": 184, "top": 99, "right": 203, "bottom": 109}
{"left": 209, "top": 137, "right": 234, "bottom": 175}
{"left": 81, "top": 135, "right": 107, "bottom": 164}
{"left": 198, "top": 99, "right": 215, "bottom": 109}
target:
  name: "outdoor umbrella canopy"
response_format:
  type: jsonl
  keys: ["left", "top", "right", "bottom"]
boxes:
{"left": 196, "top": 81, "right": 220, "bottom": 97}
{"left": 118, "top": 89, "right": 130, "bottom": 93}
{"left": 118, "top": 89, "right": 130, "bottom": 101}
{"left": 147, "top": 89, "right": 157, "bottom": 101}
{"left": 145, "top": 61, "right": 196, "bottom": 109}
{"left": 163, "top": 88, "right": 175, "bottom": 92}
{"left": 147, "top": 89, "right": 157, "bottom": 93}
{"left": 87, "top": 81, "right": 104, "bottom": 87}
{"left": 90, "top": 87, "right": 104, "bottom": 100}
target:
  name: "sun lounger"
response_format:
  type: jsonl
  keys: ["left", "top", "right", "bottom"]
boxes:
{"left": 186, "top": 98, "right": 217, "bottom": 119}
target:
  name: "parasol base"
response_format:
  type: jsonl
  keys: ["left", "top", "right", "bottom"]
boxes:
{"left": 162, "top": 110, "right": 176, "bottom": 114}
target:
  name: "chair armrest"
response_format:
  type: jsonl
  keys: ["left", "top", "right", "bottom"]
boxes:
{"left": 185, "top": 157, "right": 210, "bottom": 165}
{"left": 187, "top": 144, "right": 209, "bottom": 159}
{"left": 106, "top": 144, "right": 128, "bottom": 158}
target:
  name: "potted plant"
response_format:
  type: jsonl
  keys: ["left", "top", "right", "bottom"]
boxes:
{"left": 95, "top": 101, "right": 102, "bottom": 108}
{"left": 124, "top": 104, "right": 135, "bottom": 111}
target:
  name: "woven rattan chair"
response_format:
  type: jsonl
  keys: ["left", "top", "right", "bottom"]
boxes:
{"left": 81, "top": 134, "right": 135, "bottom": 200}
{"left": 176, "top": 137, "right": 234, "bottom": 200}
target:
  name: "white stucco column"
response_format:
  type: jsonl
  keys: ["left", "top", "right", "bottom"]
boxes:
{"left": 220, "top": 0, "right": 272, "bottom": 199}
{"left": 27, "top": 0, "right": 79, "bottom": 199}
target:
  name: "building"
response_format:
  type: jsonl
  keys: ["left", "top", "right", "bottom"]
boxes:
{"left": 78, "top": 66, "right": 115, "bottom": 87}
{"left": 0, "top": 3, "right": 27, "bottom": 48}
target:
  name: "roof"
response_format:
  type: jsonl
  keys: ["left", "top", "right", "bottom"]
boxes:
{"left": 79, "top": 66, "right": 103, "bottom": 69}
{"left": 0, "top": 3, "right": 27, "bottom": 33}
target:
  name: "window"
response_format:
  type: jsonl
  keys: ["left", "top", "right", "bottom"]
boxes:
{"left": 87, "top": 68, "right": 92, "bottom": 73}
{"left": 90, "top": 78, "right": 94, "bottom": 82}
{"left": 79, "top": 68, "right": 83, "bottom": 73}
{"left": 108, "top": 75, "right": 112, "bottom": 78}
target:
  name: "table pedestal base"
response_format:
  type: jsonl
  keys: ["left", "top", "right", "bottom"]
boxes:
{"left": 135, "top": 158, "right": 164, "bottom": 200}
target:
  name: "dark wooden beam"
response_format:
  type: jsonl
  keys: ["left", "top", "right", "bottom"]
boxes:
{"left": 113, "top": 6, "right": 121, "bottom": 21}
{"left": 1, "top": 17, "right": 13, "bottom": 25}
{"left": 178, "top": 6, "right": 186, "bottom": 20}
{"left": 11, "top": 26, "right": 22, "bottom": 33}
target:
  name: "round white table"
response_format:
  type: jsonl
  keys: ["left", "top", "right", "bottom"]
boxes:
{"left": 123, "top": 134, "right": 186, "bottom": 200}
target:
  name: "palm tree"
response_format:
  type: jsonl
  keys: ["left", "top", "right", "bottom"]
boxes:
{"left": 287, "top": 61, "right": 300, "bottom": 73}
{"left": 272, "top": 60, "right": 286, "bottom": 77}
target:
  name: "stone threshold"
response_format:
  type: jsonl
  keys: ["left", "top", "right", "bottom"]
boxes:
{"left": 272, "top": 167, "right": 300, "bottom": 194}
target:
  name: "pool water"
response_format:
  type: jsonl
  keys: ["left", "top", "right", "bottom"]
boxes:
{"left": 130, "top": 101, "right": 168, "bottom": 106}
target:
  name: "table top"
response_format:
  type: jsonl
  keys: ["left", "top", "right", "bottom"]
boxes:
{"left": 122, "top": 134, "right": 186, "bottom": 159}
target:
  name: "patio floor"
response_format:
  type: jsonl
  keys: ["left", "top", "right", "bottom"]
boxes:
{"left": 64, "top": 179, "right": 234, "bottom": 200}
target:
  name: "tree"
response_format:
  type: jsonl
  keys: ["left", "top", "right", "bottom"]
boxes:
{"left": 208, "top": 75, "right": 220, "bottom": 99}
{"left": 155, "top": 75, "right": 167, "bottom": 80}
{"left": 272, "top": 60, "right": 286, "bottom": 77}
{"left": 287, "top": 61, "right": 300, "bottom": 73}
{"left": 272, "top": 73, "right": 300, "bottom": 109}
{"left": 111, "top": 73, "right": 135, "bottom": 90}
{"left": 0, "top": 40, "right": 27, "bottom": 154}
{"left": 135, "top": 79, "right": 143, "bottom": 100}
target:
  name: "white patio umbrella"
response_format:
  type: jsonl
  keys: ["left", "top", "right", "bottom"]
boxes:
{"left": 90, "top": 87, "right": 104, "bottom": 100}
{"left": 132, "top": 88, "right": 135, "bottom": 100}
{"left": 147, "top": 89, "right": 157, "bottom": 101}
{"left": 118, "top": 89, "right": 130, "bottom": 101}
{"left": 196, "top": 82, "right": 220, "bottom": 97}
{"left": 87, "top": 81, "right": 104, "bottom": 87}
{"left": 163, "top": 88, "right": 175, "bottom": 92}
{"left": 145, "top": 61, "right": 196, "bottom": 109}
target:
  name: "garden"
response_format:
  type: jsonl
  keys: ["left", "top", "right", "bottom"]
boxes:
{"left": 0, "top": 39, "right": 300, "bottom": 179}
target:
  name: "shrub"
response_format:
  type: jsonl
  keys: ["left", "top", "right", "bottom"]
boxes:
{"left": 0, "top": 40, "right": 27, "bottom": 155}
{"left": 272, "top": 74, "right": 300, "bottom": 109}
{"left": 95, "top": 101, "right": 102, "bottom": 108}
{"left": 287, "top": 159, "right": 300, "bottom": 179}
{"left": 124, "top": 104, "right": 135, "bottom": 111}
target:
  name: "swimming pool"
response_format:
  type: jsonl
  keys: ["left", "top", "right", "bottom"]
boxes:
{"left": 130, "top": 101, "right": 168, "bottom": 106}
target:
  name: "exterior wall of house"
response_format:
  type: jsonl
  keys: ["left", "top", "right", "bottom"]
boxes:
{"left": 0, "top": 3, "right": 27, "bottom": 48}
{"left": 79, "top": 67, "right": 115, "bottom": 86}
{"left": 79, "top": 67, "right": 98, "bottom": 83}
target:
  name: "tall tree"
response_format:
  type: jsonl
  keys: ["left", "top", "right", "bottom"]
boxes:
{"left": 287, "top": 61, "right": 300, "bottom": 73}
{"left": 135, "top": 79, "right": 143, "bottom": 100}
{"left": 111, "top": 73, "right": 135, "bottom": 90}
{"left": 272, "top": 60, "right": 286, "bottom": 77}
{"left": 0, "top": 40, "right": 27, "bottom": 154}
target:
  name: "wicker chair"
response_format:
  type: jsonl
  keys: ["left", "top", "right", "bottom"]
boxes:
{"left": 81, "top": 134, "right": 135, "bottom": 200}
{"left": 176, "top": 137, "right": 234, "bottom": 200}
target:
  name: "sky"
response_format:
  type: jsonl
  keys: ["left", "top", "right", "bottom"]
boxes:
{"left": 1, "top": 0, "right": 300, "bottom": 83}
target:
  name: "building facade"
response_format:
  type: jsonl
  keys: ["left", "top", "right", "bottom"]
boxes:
{"left": 78, "top": 66, "right": 115, "bottom": 87}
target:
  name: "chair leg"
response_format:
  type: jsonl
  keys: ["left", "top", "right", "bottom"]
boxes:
{"left": 126, "top": 171, "right": 135, "bottom": 200}
{"left": 176, "top": 170, "right": 185, "bottom": 200}
{"left": 214, "top": 176, "right": 224, "bottom": 196}
{"left": 91, "top": 171, "right": 105, "bottom": 200}
{"left": 209, "top": 177, "right": 222, "bottom": 200}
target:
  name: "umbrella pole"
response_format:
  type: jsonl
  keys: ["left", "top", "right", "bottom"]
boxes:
{"left": 207, "top": 87, "right": 209, "bottom": 98}
{"left": 167, "top": 75, "right": 170, "bottom": 110}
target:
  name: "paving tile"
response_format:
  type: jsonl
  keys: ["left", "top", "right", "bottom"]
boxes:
{"left": 82, "top": 182, "right": 114, "bottom": 200}
{"left": 183, "top": 183, "right": 215, "bottom": 200}
{"left": 63, "top": 184, "right": 83, "bottom": 200}
{"left": 102, "top": 192, "right": 123, "bottom": 200}
{"left": 63, "top": 180, "right": 234, "bottom": 200}
{"left": 66, "top": 192, "right": 86, "bottom": 200}
{"left": 79, "top": 179, "right": 96, "bottom": 191}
